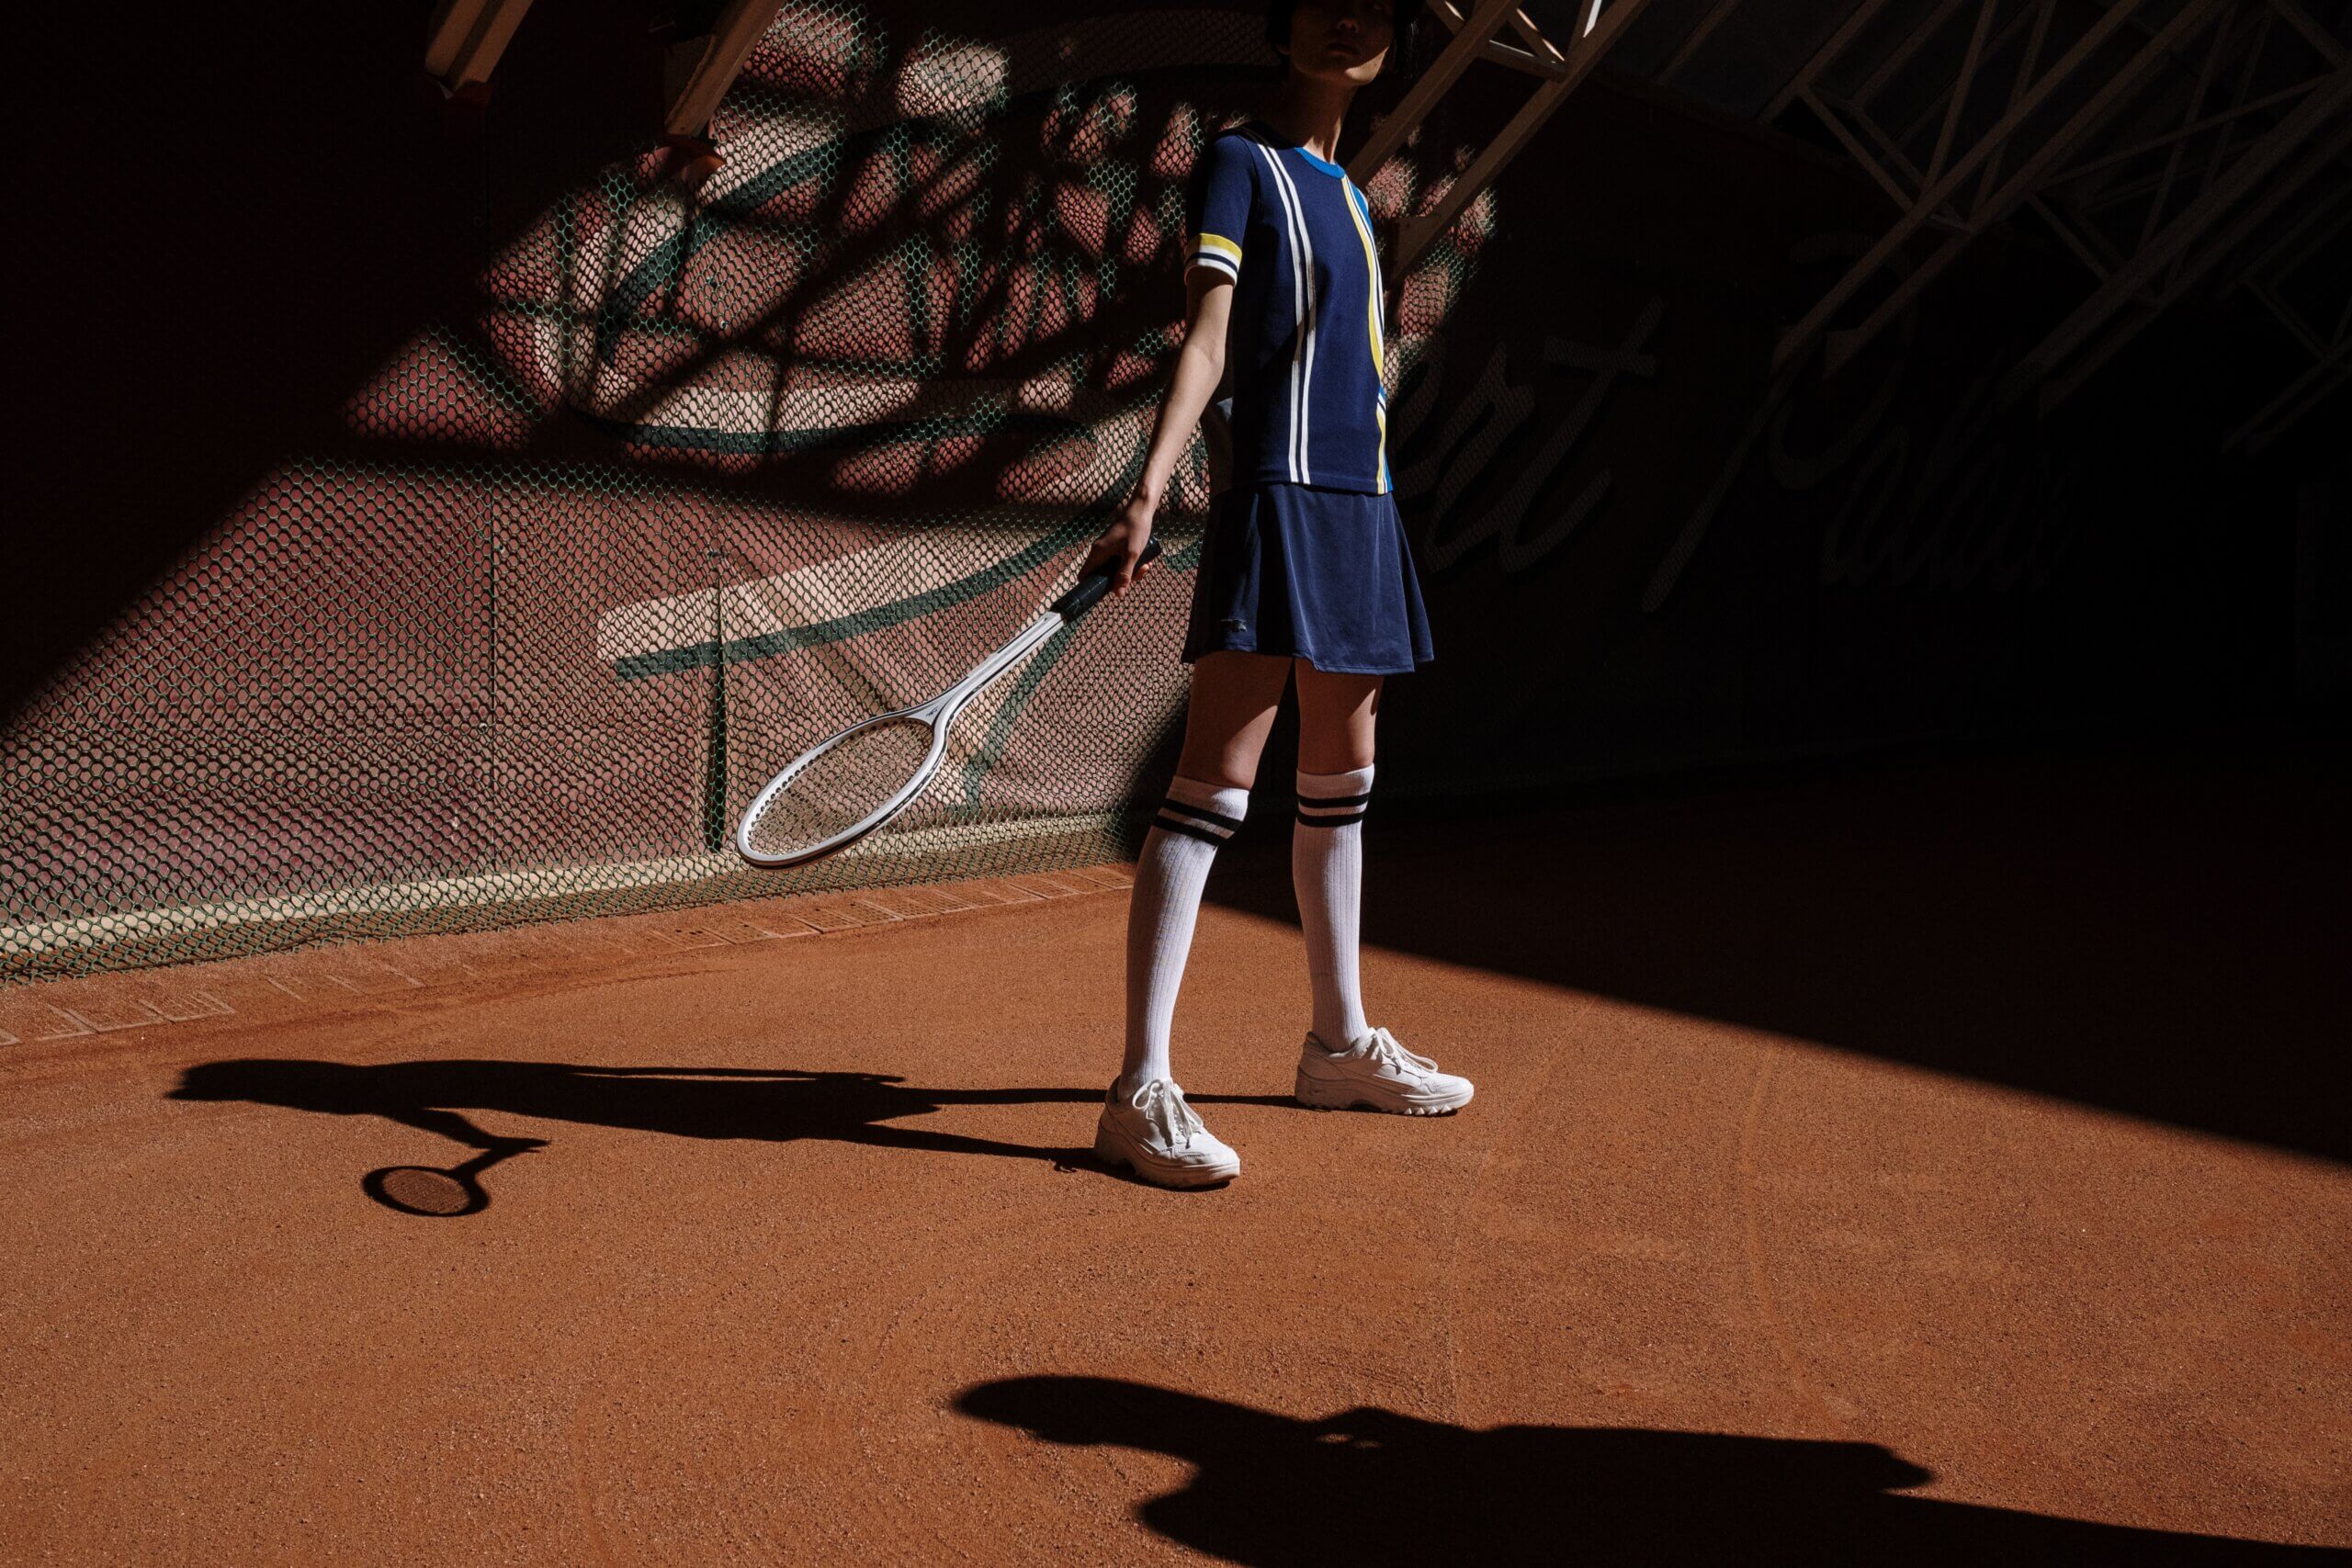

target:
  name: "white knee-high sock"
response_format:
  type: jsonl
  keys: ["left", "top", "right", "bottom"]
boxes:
{"left": 1121, "top": 774, "right": 1250, "bottom": 1093}
{"left": 1294, "top": 764, "right": 1374, "bottom": 1052}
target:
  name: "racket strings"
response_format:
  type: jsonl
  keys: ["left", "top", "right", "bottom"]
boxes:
{"left": 740, "top": 717, "right": 941, "bottom": 863}
{"left": 725, "top": 536, "right": 1031, "bottom": 854}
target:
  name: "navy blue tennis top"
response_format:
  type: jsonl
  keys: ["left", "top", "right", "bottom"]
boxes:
{"left": 1183, "top": 118, "right": 1391, "bottom": 495}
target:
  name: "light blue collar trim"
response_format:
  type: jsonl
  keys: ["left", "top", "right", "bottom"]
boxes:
{"left": 1243, "top": 118, "right": 1346, "bottom": 177}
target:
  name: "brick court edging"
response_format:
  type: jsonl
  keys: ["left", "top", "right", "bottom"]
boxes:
{"left": 0, "top": 864, "right": 1139, "bottom": 1055}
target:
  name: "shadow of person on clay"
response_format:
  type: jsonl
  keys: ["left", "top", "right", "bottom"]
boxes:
{"left": 168, "top": 1058, "right": 1291, "bottom": 1211}
{"left": 954, "top": 1376, "right": 2333, "bottom": 1566}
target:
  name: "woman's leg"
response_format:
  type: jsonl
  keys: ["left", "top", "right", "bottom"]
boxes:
{"left": 1291, "top": 660, "right": 1383, "bottom": 1051}
{"left": 1119, "top": 650, "right": 1293, "bottom": 1096}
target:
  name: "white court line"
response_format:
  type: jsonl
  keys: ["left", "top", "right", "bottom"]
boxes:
{"left": 1, "top": 811, "right": 1122, "bottom": 956}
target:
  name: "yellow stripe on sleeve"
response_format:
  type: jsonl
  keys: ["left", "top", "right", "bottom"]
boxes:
{"left": 1193, "top": 232, "right": 1242, "bottom": 266}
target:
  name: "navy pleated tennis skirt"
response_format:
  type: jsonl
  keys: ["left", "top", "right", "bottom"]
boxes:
{"left": 1181, "top": 479, "right": 1435, "bottom": 676}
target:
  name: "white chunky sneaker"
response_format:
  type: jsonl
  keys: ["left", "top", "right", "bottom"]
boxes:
{"left": 1094, "top": 1077, "right": 1241, "bottom": 1188}
{"left": 1294, "top": 1026, "right": 1475, "bottom": 1115}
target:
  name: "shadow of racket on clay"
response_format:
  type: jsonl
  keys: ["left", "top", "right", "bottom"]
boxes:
{"left": 360, "top": 1135, "right": 548, "bottom": 1218}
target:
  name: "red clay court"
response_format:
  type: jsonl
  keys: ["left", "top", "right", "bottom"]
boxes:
{"left": 5, "top": 729, "right": 2346, "bottom": 1561}
{"left": 10, "top": 0, "right": 2352, "bottom": 1561}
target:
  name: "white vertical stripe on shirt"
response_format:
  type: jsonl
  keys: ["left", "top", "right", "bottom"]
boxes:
{"left": 1253, "top": 141, "right": 1317, "bottom": 485}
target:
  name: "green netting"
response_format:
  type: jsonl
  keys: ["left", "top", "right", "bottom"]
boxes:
{"left": 0, "top": 3, "right": 1478, "bottom": 983}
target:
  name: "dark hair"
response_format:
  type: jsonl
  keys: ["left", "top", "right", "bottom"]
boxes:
{"left": 1266, "top": 0, "right": 1423, "bottom": 66}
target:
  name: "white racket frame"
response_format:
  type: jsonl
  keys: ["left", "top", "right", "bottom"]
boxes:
{"left": 733, "top": 598, "right": 1078, "bottom": 870}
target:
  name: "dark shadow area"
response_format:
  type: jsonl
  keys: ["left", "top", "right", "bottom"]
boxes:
{"left": 1208, "top": 716, "right": 2352, "bottom": 1163}
{"left": 168, "top": 1058, "right": 1291, "bottom": 1203}
{"left": 13, "top": 0, "right": 675, "bottom": 720}
{"left": 957, "top": 1375, "right": 2338, "bottom": 1564}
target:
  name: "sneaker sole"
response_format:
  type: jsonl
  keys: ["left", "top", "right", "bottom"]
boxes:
{"left": 1092, "top": 1122, "right": 1239, "bottom": 1188}
{"left": 1293, "top": 1072, "right": 1474, "bottom": 1116}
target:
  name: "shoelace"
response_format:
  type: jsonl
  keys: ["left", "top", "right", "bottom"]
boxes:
{"left": 1362, "top": 1027, "right": 1442, "bottom": 1079}
{"left": 1136, "top": 1078, "right": 1206, "bottom": 1149}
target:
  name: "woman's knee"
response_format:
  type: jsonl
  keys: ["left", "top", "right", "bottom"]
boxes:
{"left": 1177, "top": 651, "right": 1289, "bottom": 787}
{"left": 1294, "top": 660, "right": 1381, "bottom": 773}
{"left": 1173, "top": 748, "right": 1258, "bottom": 792}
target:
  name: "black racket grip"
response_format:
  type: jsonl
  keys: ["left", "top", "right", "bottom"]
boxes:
{"left": 1050, "top": 535, "right": 1163, "bottom": 620}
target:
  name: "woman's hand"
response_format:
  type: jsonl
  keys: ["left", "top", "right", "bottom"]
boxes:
{"left": 1080, "top": 489, "right": 1161, "bottom": 596}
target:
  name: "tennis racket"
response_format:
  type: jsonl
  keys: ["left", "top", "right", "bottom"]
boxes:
{"left": 734, "top": 536, "right": 1163, "bottom": 869}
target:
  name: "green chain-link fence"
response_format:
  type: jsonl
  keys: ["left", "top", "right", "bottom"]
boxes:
{"left": 1, "top": 3, "right": 1478, "bottom": 982}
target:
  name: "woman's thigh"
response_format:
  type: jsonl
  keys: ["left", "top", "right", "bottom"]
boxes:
{"left": 1294, "top": 660, "right": 1382, "bottom": 773}
{"left": 1175, "top": 650, "right": 1293, "bottom": 788}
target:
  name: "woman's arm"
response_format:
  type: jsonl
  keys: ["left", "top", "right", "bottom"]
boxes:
{"left": 1080, "top": 267, "right": 1234, "bottom": 594}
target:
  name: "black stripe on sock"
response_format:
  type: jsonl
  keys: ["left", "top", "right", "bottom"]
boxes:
{"left": 1295, "top": 807, "right": 1367, "bottom": 826}
{"left": 1295, "top": 790, "right": 1372, "bottom": 809}
{"left": 1154, "top": 814, "right": 1230, "bottom": 846}
{"left": 1159, "top": 796, "right": 1245, "bottom": 831}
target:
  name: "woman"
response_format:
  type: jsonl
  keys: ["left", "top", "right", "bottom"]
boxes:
{"left": 1079, "top": 0, "right": 1473, "bottom": 1190}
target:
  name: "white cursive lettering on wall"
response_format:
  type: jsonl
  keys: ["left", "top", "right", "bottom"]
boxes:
{"left": 1400, "top": 298, "right": 1662, "bottom": 574}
